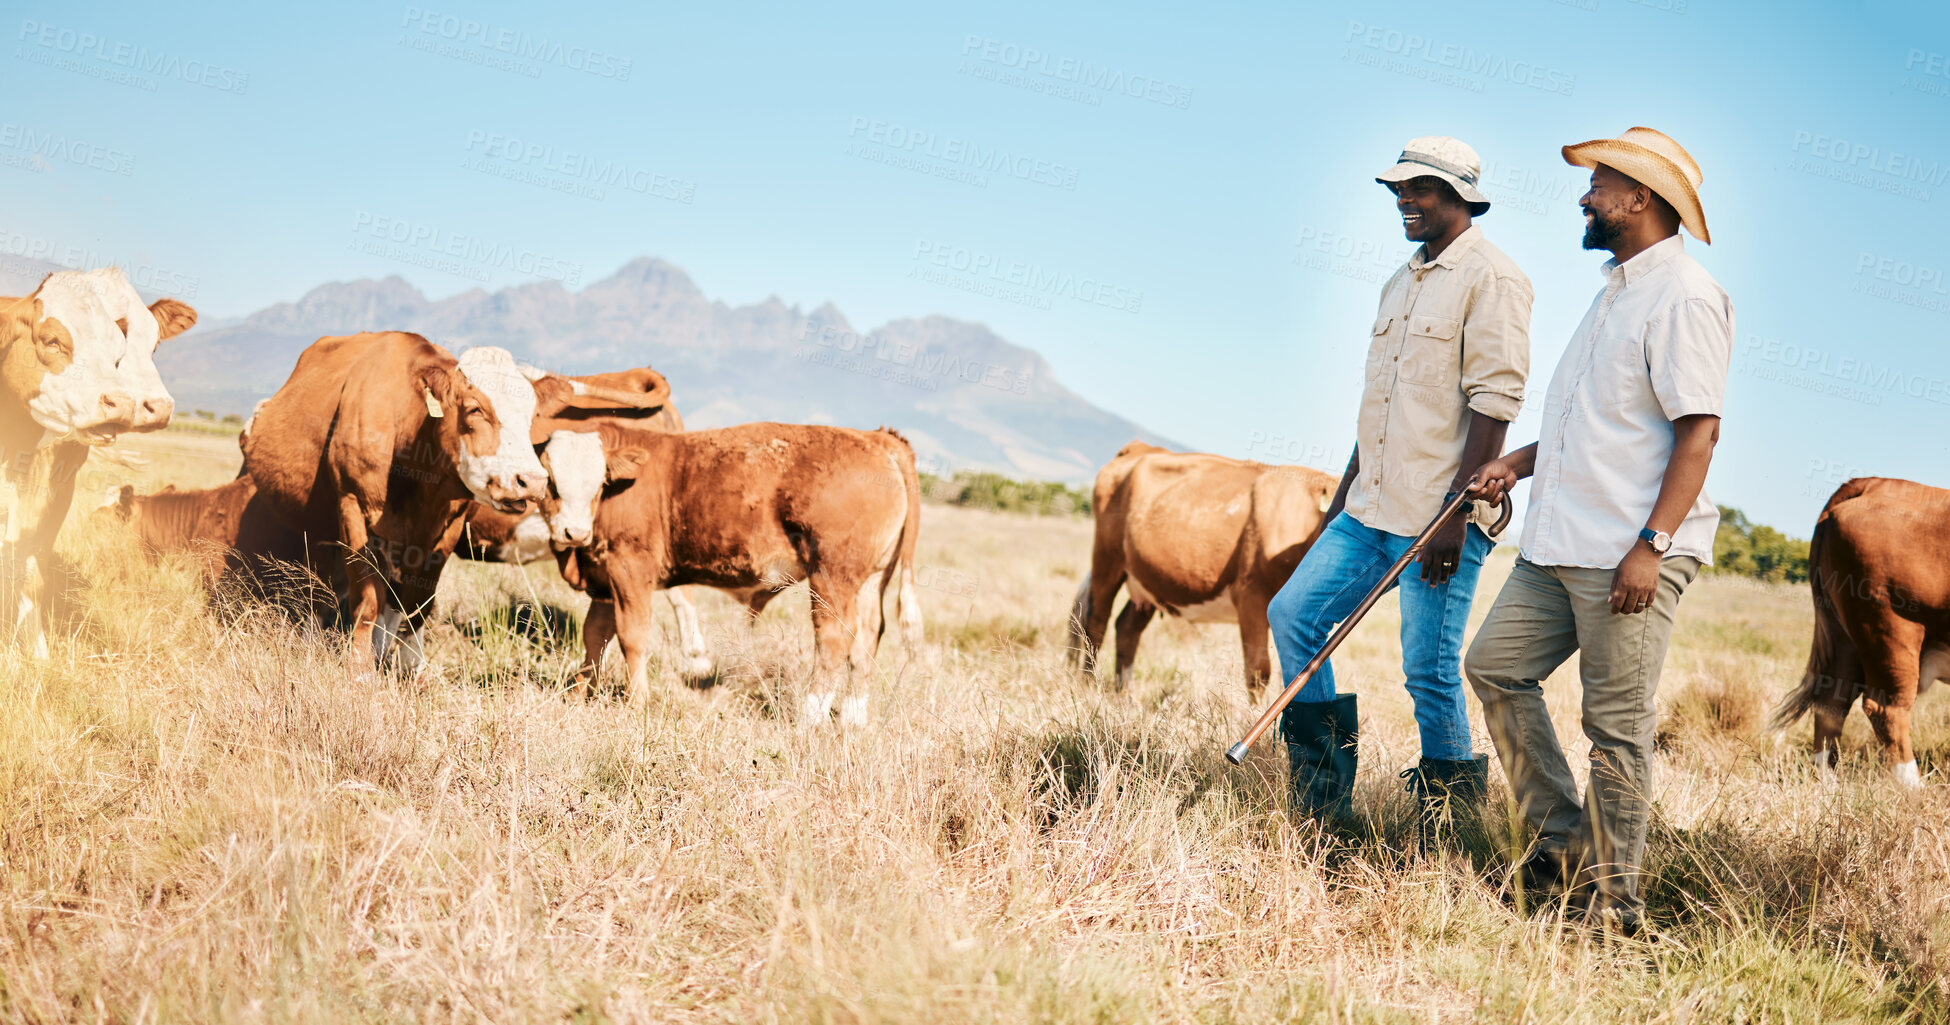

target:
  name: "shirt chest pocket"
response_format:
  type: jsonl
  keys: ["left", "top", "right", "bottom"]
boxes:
{"left": 1364, "top": 316, "right": 1395, "bottom": 381}
{"left": 1398, "top": 313, "right": 1461, "bottom": 387}
{"left": 1588, "top": 331, "right": 1649, "bottom": 410}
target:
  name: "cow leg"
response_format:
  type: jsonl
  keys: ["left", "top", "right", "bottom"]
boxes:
{"left": 1810, "top": 678, "right": 1857, "bottom": 785}
{"left": 802, "top": 580, "right": 856, "bottom": 729}
{"left": 840, "top": 572, "right": 886, "bottom": 726}
{"left": 336, "top": 496, "right": 385, "bottom": 673}
{"left": 1235, "top": 588, "right": 1274, "bottom": 700}
{"left": 1857, "top": 620, "right": 1926, "bottom": 787}
{"left": 1112, "top": 598, "right": 1156, "bottom": 693}
{"left": 12, "top": 554, "right": 49, "bottom": 661}
{"left": 612, "top": 587, "right": 661, "bottom": 708}
{"left": 663, "top": 587, "right": 714, "bottom": 680}
{"left": 573, "top": 598, "right": 618, "bottom": 699}
{"left": 744, "top": 587, "right": 779, "bottom": 624}
{"left": 1075, "top": 563, "right": 1125, "bottom": 680}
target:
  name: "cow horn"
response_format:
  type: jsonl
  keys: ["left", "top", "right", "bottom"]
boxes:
{"left": 569, "top": 382, "right": 666, "bottom": 409}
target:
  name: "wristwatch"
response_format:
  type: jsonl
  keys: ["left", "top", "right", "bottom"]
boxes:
{"left": 1638, "top": 527, "right": 1671, "bottom": 554}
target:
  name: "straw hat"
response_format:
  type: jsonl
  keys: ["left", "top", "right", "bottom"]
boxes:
{"left": 1375, "top": 136, "right": 1491, "bottom": 216}
{"left": 1562, "top": 127, "right": 1710, "bottom": 244}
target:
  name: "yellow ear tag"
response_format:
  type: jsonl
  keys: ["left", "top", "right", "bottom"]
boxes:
{"left": 422, "top": 387, "right": 444, "bottom": 419}
{"left": 1318, "top": 491, "right": 1332, "bottom": 513}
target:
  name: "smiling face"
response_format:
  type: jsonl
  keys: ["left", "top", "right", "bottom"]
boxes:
{"left": 1390, "top": 176, "right": 1471, "bottom": 246}
{"left": 1579, "top": 163, "right": 1640, "bottom": 251}
{"left": 4, "top": 268, "right": 195, "bottom": 447}
{"left": 451, "top": 347, "right": 549, "bottom": 512}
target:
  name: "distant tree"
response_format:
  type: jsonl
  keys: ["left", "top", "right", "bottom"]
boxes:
{"left": 1711, "top": 504, "right": 1809, "bottom": 583}
{"left": 919, "top": 470, "right": 1091, "bottom": 517}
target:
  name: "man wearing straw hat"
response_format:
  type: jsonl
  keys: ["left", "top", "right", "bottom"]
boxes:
{"left": 1464, "top": 128, "right": 1733, "bottom": 933}
{"left": 1267, "top": 136, "right": 1532, "bottom": 829}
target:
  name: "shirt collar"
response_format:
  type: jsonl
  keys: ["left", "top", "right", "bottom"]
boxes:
{"left": 1600, "top": 233, "right": 1685, "bottom": 285}
{"left": 1409, "top": 223, "right": 1483, "bottom": 272}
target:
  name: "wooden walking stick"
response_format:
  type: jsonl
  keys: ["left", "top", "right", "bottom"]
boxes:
{"left": 1224, "top": 480, "right": 1513, "bottom": 765}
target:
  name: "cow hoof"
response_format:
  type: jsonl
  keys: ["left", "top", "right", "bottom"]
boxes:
{"left": 799, "top": 691, "right": 835, "bottom": 729}
{"left": 839, "top": 695, "right": 870, "bottom": 727}
{"left": 1894, "top": 761, "right": 1923, "bottom": 788}
{"left": 681, "top": 655, "right": 715, "bottom": 681}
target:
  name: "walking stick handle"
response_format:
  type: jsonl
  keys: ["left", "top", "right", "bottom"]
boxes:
{"left": 1223, "top": 479, "right": 1511, "bottom": 765}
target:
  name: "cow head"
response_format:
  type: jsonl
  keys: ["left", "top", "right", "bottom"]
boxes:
{"left": 537, "top": 429, "right": 606, "bottom": 547}
{"left": 539, "top": 425, "right": 651, "bottom": 548}
{"left": 436, "top": 347, "right": 549, "bottom": 513}
{"left": 2, "top": 268, "right": 195, "bottom": 447}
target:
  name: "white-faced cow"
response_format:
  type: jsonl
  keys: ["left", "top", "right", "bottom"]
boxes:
{"left": 1067, "top": 441, "right": 1337, "bottom": 696}
{"left": 2, "top": 269, "right": 196, "bottom": 656}
{"left": 540, "top": 422, "right": 922, "bottom": 722}
{"left": 1774, "top": 477, "right": 1950, "bottom": 787}
{"left": 240, "top": 332, "right": 563, "bottom": 673}
{"left": 454, "top": 364, "right": 713, "bottom": 677}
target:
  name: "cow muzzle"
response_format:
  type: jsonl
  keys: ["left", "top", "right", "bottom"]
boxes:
{"left": 551, "top": 523, "right": 592, "bottom": 548}
{"left": 484, "top": 473, "right": 547, "bottom": 514}
{"left": 130, "top": 395, "right": 173, "bottom": 433}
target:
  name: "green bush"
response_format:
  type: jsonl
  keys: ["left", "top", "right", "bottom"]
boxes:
{"left": 919, "top": 470, "right": 1091, "bottom": 517}
{"left": 1711, "top": 505, "right": 1810, "bottom": 583}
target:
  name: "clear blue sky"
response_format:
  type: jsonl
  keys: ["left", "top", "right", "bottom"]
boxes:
{"left": 6, "top": 0, "right": 1947, "bottom": 531}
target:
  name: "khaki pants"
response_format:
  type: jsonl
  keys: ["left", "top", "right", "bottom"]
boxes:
{"left": 1463, "top": 554, "right": 1700, "bottom": 915}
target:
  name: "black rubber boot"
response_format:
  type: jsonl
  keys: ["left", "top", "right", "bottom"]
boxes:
{"left": 1281, "top": 694, "right": 1358, "bottom": 826}
{"left": 1401, "top": 754, "right": 1489, "bottom": 846}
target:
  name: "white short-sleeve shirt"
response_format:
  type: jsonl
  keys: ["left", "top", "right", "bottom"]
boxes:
{"left": 1519, "top": 235, "right": 1735, "bottom": 569}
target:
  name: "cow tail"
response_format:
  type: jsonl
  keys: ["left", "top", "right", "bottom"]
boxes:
{"left": 1771, "top": 482, "right": 1860, "bottom": 729}
{"left": 882, "top": 429, "right": 924, "bottom": 650}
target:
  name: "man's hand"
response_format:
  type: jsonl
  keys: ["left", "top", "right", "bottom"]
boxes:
{"left": 1418, "top": 514, "right": 1468, "bottom": 585}
{"left": 1609, "top": 542, "right": 1661, "bottom": 614}
{"left": 1468, "top": 453, "right": 1523, "bottom": 506}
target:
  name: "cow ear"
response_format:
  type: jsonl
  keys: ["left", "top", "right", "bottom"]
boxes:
{"left": 147, "top": 298, "right": 197, "bottom": 342}
{"left": 528, "top": 373, "right": 575, "bottom": 419}
{"left": 606, "top": 446, "right": 650, "bottom": 484}
{"left": 415, "top": 366, "right": 452, "bottom": 420}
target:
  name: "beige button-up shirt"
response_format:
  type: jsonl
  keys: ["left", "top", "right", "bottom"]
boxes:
{"left": 1520, "top": 234, "right": 1734, "bottom": 568}
{"left": 1344, "top": 225, "right": 1533, "bottom": 536}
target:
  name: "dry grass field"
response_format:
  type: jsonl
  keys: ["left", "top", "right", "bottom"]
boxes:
{"left": 3, "top": 427, "right": 1948, "bottom": 1023}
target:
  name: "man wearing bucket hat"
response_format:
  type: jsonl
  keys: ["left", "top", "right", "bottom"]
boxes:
{"left": 1463, "top": 128, "right": 1733, "bottom": 933}
{"left": 1268, "top": 136, "right": 1532, "bottom": 831}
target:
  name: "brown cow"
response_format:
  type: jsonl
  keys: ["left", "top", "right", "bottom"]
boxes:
{"left": 91, "top": 477, "right": 339, "bottom": 618}
{"left": 1773, "top": 477, "right": 1950, "bottom": 787}
{"left": 1067, "top": 441, "right": 1337, "bottom": 695}
{"left": 240, "top": 333, "right": 565, "bottom": 673}
{"left": 539, "top": 422, "right": 922, "bottom": 721}
{"left": 456, "top": 365, "right": 713, "bottom": 677}
{"left": 3, "top": 269, "right": 196, "bottom": 657}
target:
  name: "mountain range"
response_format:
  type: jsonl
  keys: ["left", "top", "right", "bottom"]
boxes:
{"left": 1, "top": 256, "right": 1176, "bottom": 483}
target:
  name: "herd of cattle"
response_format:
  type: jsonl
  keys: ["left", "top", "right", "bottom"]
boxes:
{"left": 1, "top": 268, "right": 1945, "bottom": 773}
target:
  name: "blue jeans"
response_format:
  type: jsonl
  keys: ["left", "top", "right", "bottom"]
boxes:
{"left": 1266, "top": 512, "right": 1493, "bottom": 761}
